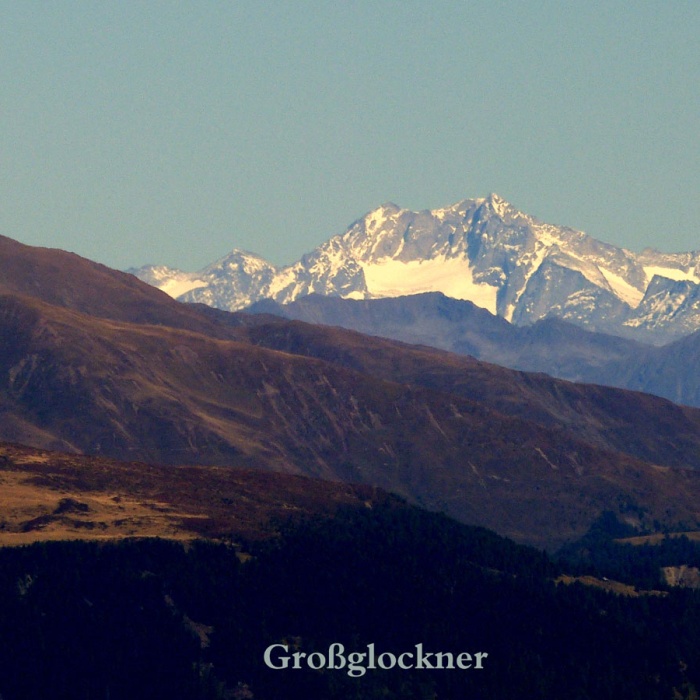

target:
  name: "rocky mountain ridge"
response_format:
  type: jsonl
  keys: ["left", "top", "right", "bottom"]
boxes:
{"left": 132, "top": 194, "right": 700, "bottom": 344}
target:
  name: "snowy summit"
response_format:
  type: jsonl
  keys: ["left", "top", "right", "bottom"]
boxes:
{"left": 131, "top": 195, "right": 700, "bottom": 344}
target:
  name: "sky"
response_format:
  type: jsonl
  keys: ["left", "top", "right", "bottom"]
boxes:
{"left": 1, "top": 1, "right": 698, "bottom": 272}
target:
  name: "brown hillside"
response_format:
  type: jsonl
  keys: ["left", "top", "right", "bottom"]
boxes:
{"left": 0, "top": 235, "right": 241, "bottom": 338}
{"left": 0, "top": 441, "right": 389, "bottom": 546}
{"left": 3, "top": 234, "right": 700, "bottom": 548}
{"left": 2, "top": 292, "right": 700, "bottom": 547}
{"left": 237, "top": 319, "right": 700, "bottom": 470}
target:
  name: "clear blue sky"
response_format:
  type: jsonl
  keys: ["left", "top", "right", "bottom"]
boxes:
{"left": 1, "top": 1, "right": 698, "bottom": 271}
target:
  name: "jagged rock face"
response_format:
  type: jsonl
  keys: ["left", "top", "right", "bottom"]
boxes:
{"left": 131, "top": 194, "right": 700, "bottom": 344}
{"left": 520, "top": 261, "right": 632, "bottom": 332}
{"left": 624, "top": 276, "right": 700, "bottom": 341}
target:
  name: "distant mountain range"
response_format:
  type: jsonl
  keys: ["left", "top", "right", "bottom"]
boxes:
{"left": 4, "top": 233, "right": 700, "bottom": 548}
{"left": 132, "top": 194, "right": 700, "bottom": 345}
{"left": 245, "top": 292, "right": 700, "bottom": 409}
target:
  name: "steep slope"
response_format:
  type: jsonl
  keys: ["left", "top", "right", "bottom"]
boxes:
{"left": 246, "top": 292, "right": 700, "bottom": 410}
{"left": 605, "top": 328, "right": 700, "bottom": 408}
{"left": 624, "top": 274, "right": 700, "bottom": 341}
{"left": 5, "top": 234, "right": 700, "bottom": 547}
{"left": 233, "top": 317, "right": 700, "bottom": 470}
{"left": 0, "top": 234, "right": 245, "bottom": 339}
{"left": 133, "top": 194, "right": 700, "bottom": 343}
{"left": 245, "top": 292, "right": 646, "bottom": 386}
{"left": 4, "top": 291, "right": 700, "bottom": 547}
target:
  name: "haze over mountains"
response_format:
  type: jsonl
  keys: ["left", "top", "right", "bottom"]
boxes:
{"left": 133, "top": 194, "right": 700, "bottom": 345}
{"left": 247, "top": 292, "right": 700, "bottom": 409}
{"left": 3, "top": 233, "right": 700, "bottom": 549}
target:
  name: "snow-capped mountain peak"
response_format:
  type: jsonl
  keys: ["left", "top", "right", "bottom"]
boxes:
{"left": 132, "top": 195, "right": 700, "bottom": 344}
{"left": 482, "top": 192, "right": 516, "bottom": 220}
{"left": 202, "top": 249, "right": 278, "bottom": 276}
{"left": 127, "top": 264, "right": 208, "bottom": 299}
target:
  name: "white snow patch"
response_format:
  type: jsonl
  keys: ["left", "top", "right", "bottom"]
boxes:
{"left": 644, "top": 266, "right": 700, "bottom": 284}
{"left": 266, "top": 266, "right": 301, "bottom": 299}
{"left": 238, "top": 256, "right": 274, "bottom": 274}
{"left": 361, "top": 257, "right": 499, "bottom": 314}
{"left": 534, "top": 225, "right": 564, "bottom": 249}
{"left": 160, "top": 277, "right": 208, "bottom": 299}
{"left": 550, "top": 254, "right": 609, "bottom": 290}
{"left": 364, "top": 207, "right": 393, "bottom": 234}
{"left": 311, "top": 244, "right": 347, "bottom": 277}
{"left": 624, "top": 292, "right": 686, "bottom": 327}
{"left": 490, "top": 194, "right": 509, "bottom": 218}
{"left": 599, "top": 269, "right": 644, "bottom": 308}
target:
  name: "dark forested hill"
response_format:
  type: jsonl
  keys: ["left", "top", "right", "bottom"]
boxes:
{"left": 1, "top": 504, "right": 699, "bottom": 700}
